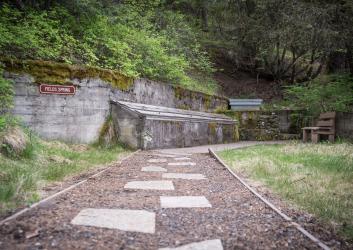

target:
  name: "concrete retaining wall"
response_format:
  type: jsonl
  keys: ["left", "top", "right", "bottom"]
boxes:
{"left": 4, "top": 61, "right": 227, "bottom": 143}
{"left": 336, "top": 112, "right": 353, "bottom": 141}
{"left": 219, "top": 110, "right": 310, "bottom": 141}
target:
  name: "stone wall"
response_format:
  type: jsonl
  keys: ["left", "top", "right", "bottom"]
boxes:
{"left": 3, "top": 60, "right": 228, "bottom": 143}
{"left": 220, "top": 111, "right": 281, "bottom": 141}
{"left": 276, "top": 110, "right": 310, "bottom": 134}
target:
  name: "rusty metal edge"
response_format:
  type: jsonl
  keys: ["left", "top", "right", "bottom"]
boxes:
{"left": 0, "top": 149, "right": 141, "bottom": 226}
{"left": 208, "top": 148, "right": 330, "bottom": 250}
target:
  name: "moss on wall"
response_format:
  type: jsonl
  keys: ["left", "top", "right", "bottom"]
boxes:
{"left": 208, "top": 122, "right": 217, "bottom": 136}
{"left": 218, "top": 110, "right": 280, "bottom": 141}
{"left": 174, "top": 85, "right": 228, "bottom": 111}
{"left": 1, "top": 58, "right": 134, "bottom": 90}
{"left": 97, "top": 115, "right": 118, "bottom": 146}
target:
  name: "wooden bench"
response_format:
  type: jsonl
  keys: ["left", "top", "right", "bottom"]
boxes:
{"left": 302, "top": 112, "right": 336, "bottom": 143}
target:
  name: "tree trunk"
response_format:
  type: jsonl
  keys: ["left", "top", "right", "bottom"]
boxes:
{"left": 200, "top": 1, "right": 208, "bottom": 32}
{"left": 14, "top": 0, "right": 25, "bottom": 9}
{"left": 346, "top": 45, "right": 353, "bottom": 76}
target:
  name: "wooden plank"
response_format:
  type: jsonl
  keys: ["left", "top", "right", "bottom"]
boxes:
{"left": 313, "top": 130, "right": 335, "bottom": 135}
{"left": 317, "top": 120, "right": 334, "bottom": 127}
{"left": 302, "top": 127, "right": 320, "bottom": 130}
{"left": 319, "top": 112, "right": 336, "bottom": 119}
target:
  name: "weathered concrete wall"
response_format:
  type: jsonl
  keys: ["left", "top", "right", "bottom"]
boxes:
{"left": 111, "top": 104, "right": 143, "bottom": 148}
{"left": 6, "top": 73, "right": 111, "bottom": 143}
{"left": 4, "top": 60, "right": 228, "bottom": 143}
{"left": 142, "top": 120, "right": 237, "bottom": 150}
{"left": 110, "top": 101, "right": 238, "bottom": 149}
{"left": 336, "top": 112, "right": 353, "bottom": 141}
{"left": 110, "top": 78, "right": 228, "bottom": 112}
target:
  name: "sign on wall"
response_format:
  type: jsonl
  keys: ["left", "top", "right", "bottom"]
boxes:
{"left": 39, "top": 84, "right": 76, "bottom": 95}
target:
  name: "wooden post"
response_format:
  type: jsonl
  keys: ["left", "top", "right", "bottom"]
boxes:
{"left": 328, "top": 134, "right": 335, "bottom": 143}
{"left": 303, "top": 129, "right": 309, "bottom": 142}
{"left": 311, "top": 133, "right": 319, "bottom": 143}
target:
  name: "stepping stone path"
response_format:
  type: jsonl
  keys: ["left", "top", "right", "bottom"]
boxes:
{"left": 142, "top": 166, "right": 168, "bottom": 172}
{"left": 162, "top": 173, "right": 206, "bottom": 180}
{"left": 168, "top": 162, "right": 196, "bottom": 166}
{"left": 152, "top": 154, "right": 185, "bottom": 158}
{"left": 0, "top": 150, "right": 326, "bottom": 250}
{"left": 148, "top": 158, "right": 168, "bottom": 163}
{"left": 159, "top": 239, "right": 223, "bottom": 250}
{"left": 173, "top": 157, "right": 191, "bottom": 161}
{"left": 71, "top": 209, "right": 156, "bottom": 234}
{"left": 71, "top": 157, "right": 216, "bottom": 247}
{"left": 124, "top": 180, "right": 175, "bottom": 190}
{"left": 160, "top": 196, "right": 212, "bottom": 208}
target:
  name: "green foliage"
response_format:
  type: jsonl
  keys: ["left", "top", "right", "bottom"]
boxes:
{"left": 0, "top": 65, "right": 14, "bottom": 114}
{"left": 0, "top": 137, "right": 129, "bottom": 214}
{"left": 219, "top": 142, "right": 353, "bottom": 240}
{"left": 0, "top": 2, "right": 218, "bottom": 94}
{"left": 284, "top": 74, "right": 353, "bottom": 116}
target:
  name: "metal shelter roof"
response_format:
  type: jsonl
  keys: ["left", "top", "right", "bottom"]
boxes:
{"left": 113, "top": 101, "right": 236, "bottom": 124}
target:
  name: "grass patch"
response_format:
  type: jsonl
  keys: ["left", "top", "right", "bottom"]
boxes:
{"left": 218, "top": 142, "right": 353, "bottom": 241}
{"left": 0, "top": 137, "right": 130, "bottom": 216}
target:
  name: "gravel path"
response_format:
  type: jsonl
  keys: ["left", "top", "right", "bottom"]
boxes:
{"left": 0, "top": 151, "right": 344, "bottom": 249}
{"left": 155, "top": 141, "right": 287, "bottom": 154}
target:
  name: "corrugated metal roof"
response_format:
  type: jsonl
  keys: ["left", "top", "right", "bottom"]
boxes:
{"left": 113, "top": 101, "right": 236, "bottom": 124}
{"left": 229, "top": 99, "right": 263, "bottom": 106}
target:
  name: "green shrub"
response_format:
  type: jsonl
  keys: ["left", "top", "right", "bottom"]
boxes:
{"left": 284, "top": 74, "right": 353, "bottom": 116}
{"left": 0, "top": 3, "right": 217, "bottom": 94}
{"left": 0, "top": 65, "right": 14, "bottom": 115}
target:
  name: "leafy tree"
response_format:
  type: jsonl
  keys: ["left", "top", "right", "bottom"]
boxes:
{"left": 285, "top": 74, "right": 353, "bottom": 116}
{"left": 0, "top": 1, "right": 218, "bottom": 94}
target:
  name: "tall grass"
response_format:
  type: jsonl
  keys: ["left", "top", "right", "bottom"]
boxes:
{"left": 0, "top": 138, "right": 129, "bottom": 215}
{"left": 218, "top": 142, "right": 353, "bottom": 241}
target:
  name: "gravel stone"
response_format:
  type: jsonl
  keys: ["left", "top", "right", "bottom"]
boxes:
{"left": 162, "top": 173, "right": 206, "bottom": 180}
{"left": 124, "top": 180, "right": 175, "bottom": 190}
{"left": 0, "top": 151, "right": 348, "bottom": 249}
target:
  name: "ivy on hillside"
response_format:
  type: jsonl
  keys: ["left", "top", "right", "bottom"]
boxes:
{"left": 284, "top": 74, "right": 353, "bottom": 116}
{"left": 0, "top": 64, "right": 15, "bottom": 132}
{"left": 0, "top": 2, "right": 218, "bottom": 94}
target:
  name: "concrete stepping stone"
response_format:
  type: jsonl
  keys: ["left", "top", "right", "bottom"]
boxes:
{"left": 168, "top": 162, "right": 196, "bottom": 166}
{"left": 160, "top": 196, "right": 212, "bottom": 208}
{"left": 159, "top": 239, "right": 223, "bottom": 250}
{"left": 124, "top": 180, "right": 174, "bottom": 190}
{"left": 152, "top": 154, "right": 181, "bottom": 158}
{"left": 173, "top": 157, "right": 191, "bottom": 161}
{"left": 162, "top": 173, "right": 206, "bottom": 180}
{"left": 141, "top": 166, "right": 167, "bottom": 172}
{"left": 148, "top": 158, "right": 168, "bottom": 163}
{"left": 71, "top": 208, "right": 155, "bottom": 234}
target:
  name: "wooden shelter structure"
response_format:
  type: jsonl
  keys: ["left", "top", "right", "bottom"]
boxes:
{"left": 111, "top": 101, "right": 238, "bottom": 149}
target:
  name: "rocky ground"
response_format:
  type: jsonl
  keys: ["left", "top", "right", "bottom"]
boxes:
{"left": 0, "top": 151, "right": 348, "bottom": 250}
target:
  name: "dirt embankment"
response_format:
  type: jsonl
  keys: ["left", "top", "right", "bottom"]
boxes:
{"left": 210, "top": 47, "right": 283, "bottom": 102}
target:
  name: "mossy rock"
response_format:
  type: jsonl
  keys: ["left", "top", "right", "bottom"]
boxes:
{"left": 1, "top": 58, "right": 134, "bottom": 91}
{"left": 0, "top": 126, "right": 28, "bottom": 157}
